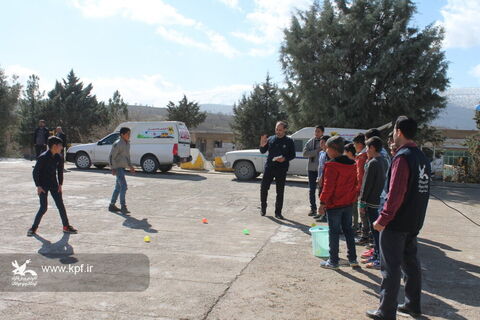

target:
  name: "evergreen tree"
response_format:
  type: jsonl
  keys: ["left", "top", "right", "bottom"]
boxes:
{"left": 0, "top": 67, "right": 21, "bottom": 155}
{"left": 231, "top": 75, "right": 287, "bottom": 149}
{"left": 42, "top": 70, "right": 109, "bottom": 142}
{"left": 17, "top": 74, "right": 46, "bottom": 149}
{"left": 166, "top": 95, "right": 206, "bottom": 129}
{"left": 280, "top": 0, "right": 449, "bottom": 130}
{"left": 108, "top": 90, "right": 128, "bottom": 126}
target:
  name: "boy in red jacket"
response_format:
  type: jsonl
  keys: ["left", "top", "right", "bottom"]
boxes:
{"left": 318, "top": 136, "right": 359, "bottom": 269}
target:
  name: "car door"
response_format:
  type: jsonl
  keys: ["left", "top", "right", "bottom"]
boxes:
{"left": 93, "top": 133, "right": 120, "bottom": 164}
{"left": 288, "top": 138, "right": 308, "bottom": 176}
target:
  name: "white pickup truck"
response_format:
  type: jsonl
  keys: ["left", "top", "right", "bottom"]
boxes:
{"left": 224, "top": 127, "right": 365, "bottom": 180}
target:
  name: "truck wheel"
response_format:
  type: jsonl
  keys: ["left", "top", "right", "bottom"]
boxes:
{"left": 75, "top": 152, "right": 91, "bottom": 169}
{"left": 141, "top": 155, "right": 159, "bottom": 173}
{"left": 234, "top": 161, "right": 256, "bottom": 181}
{"left": 159, "top": 164, "right": 173, "bottom": 173}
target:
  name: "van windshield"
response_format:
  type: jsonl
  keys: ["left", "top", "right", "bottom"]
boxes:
{"left": 177, "top": 123, "right": 191, "bottom": 143}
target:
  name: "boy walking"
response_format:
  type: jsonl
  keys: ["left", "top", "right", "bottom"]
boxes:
{"left": 109, "top": 127, "right": 135, "bottom": 214}
{"left": 358, "top": 137, "right": 388, "bottom": 269}
{"left": 318, "top": 136, "right": 359, "bottom": 269}
{"left": 28, "top": 136, "right": 77, "bottom": 236}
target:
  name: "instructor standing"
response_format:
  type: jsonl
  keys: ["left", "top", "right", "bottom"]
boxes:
{"left": 367, "top": 116, "right": 431, "bottom": 320}
{"left": 259, "top": 121, "right": 295, "bottom": 220}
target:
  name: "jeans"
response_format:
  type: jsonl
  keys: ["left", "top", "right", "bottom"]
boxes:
{"left": 111, "top": 168, "right": 128, "bottom": 206}
{"left": 366, "top": 207, "right": 380, "bottom": 259}
{"left": 260, "top": 166, "right": 287, "bottom": 215}
{"left": 326, "top": 205, "right": 357, "bottom": 265}
{"left": 32, "top": 188, "right": 70, "bottom": 230}
{"left": 379, "top": 229, "right": 422, "bottom": 320}
{"left": 307, "top": 170, "right": 318, "bottom": 211}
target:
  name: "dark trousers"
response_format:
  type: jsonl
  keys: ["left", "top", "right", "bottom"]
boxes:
{"left": 379, "top": 229, "right": 422, "bottom": 319}
{"left": 35, "top": 145, "right": 47, "bottom": 158}
{"left": 32, "top": 188, "right": 70, "bottom": 230}
{"left": 366, "top": 207, "right": 380, "bottom": 259}
{"left": 260, "top": 166, "right": 287, "bottom": 215}
{"left": 326, "top": 205, "right": 357, "bottom": 264}
{"left": 307, "top": 170, "right": 318, "bottom": 211}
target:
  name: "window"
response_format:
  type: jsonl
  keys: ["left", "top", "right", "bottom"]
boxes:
{"left": 214, "top": 140, "right": 222, "bottom": 148}
{"left": 99, "top": 133, "right": 120, "bottom": 145}
{"left": 293, "top": 139, "right": 306, "bottom": 153}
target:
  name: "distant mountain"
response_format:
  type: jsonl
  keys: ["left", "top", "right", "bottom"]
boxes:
{"left": 200, "top": 104, "right": 233, "bottom": 114}
{"left": 432, "top": 88, "right": 480, "bottom": 130}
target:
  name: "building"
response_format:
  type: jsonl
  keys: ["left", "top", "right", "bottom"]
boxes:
{"left": 190, "top": 130, "right": 235, "bottom": 160}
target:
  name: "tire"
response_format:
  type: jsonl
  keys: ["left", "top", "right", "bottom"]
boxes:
{"left": 141, "top": 155, "right": 159, "bottom": 173}
{"left": 94, "top": 164, "right": 106, "bottom": 169}
{"left": 75, "top": 152, "right": 91, "bottom": 169}
{"left": 159, "top": 164, "right": 173, "bottom": 173}
{"left": 234, "top": 160, "right": 256, "bottom": 181}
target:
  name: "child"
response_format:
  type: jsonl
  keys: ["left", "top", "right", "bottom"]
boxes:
{"left": 319, "top": 136, "right": 358, "bottom": 269}
{"left": 358, "top": 137, "right": 388, "bottom": 269}
{"left": 28, "top": 136, "right": 77, "bottom": 236}
{"left": 344, "top": 143, "right": 356, "bottom": 160}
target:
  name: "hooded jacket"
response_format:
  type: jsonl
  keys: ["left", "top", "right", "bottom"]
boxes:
{"left": 320, "top": 155, "right": 358, "bottom": 210}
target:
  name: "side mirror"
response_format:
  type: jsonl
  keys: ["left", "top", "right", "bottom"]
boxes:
{"left": 97, "top": 141, "right": 103, "bottom": 145}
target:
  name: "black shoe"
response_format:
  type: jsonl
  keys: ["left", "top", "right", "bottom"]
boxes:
{"left": 313, "top": 214, "right": 322, "bottom": 219}
{"left": 121, "top": 205, "right": 131, "bottom": 215}
{"left": 63, "top": 225, "right": 78, "bottom": 234}
{"left": 275, "top": 214, "right": 285, "bottom": 220}
{"left": 397, "top": 304, "right": 421, "bottom": 317}
{"left": 260, "top": 206, "right": 266, "bottom": 216}
{"left": 315, "top": 215, "right": 327, "bottom": 222}
{"left": 109, "top": 204, "right": 121, "bottom": 212}
{"left": 308, "top": 209, "right": 316, "bottom": 216}
{"left": 366, "top": 310, "right": 385, "bottom": 320}
{"left": 27, "top": 228, "right": 36, "bottom": 237}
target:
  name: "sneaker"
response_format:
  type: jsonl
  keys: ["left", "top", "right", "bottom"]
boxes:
{"left": 63, "top": 225, "right": 78, "bottom": 234}
{"left": 27, "top": 228, "right": 36, "bottom": 237}
{"left": 320, "top": 260, "right": 339, "bottom": 270}
{"left": 355, "top": 237, "right": 369, "bottom": 245}
{"left": 313, "top": 214, "right": 322, "bottom": 219}
{"left": 361, "top": 256, "right": 377, "bottom": 264}
{"left": 366, "top": 260, "right": 381, "bottom": 270}
{"left": 121, "top": 205, "right": 131, "bottom": 215}
{"left": 109, "top": 204, "right": 121, "bottom": 212}
{"left": 315, "top": 215, "right": 327, "bottom": 222}
{"left": 397, "top": 304, "right": 421, "bottom": 317}
{"left": 361, "top": 248, "right": 374, "bottom": 259}
{"left": 275, "top": 214, "right": 285, "bottom": 220}
{"left": 349, "top": 260, "right": 360, "bottom": 268}
{"left": 365, "top": 310, "right": 384, "bottom": 320}
{"left": 308, "top": 209, "right": 316, "bottom": 216}
{"left": 260, "top": 206, "right": 266, "bottom": 216}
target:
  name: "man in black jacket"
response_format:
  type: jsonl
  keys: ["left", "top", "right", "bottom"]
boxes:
{"left": 33, "top": 120, "right": 50, "bottom": 159}
{"left": 27, "top": 136, "right": 77, "bottom": 236}
{"left": 259, "top": 121, "right": 296, "bottom": 220}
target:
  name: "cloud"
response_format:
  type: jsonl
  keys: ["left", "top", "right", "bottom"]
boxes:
{"left": 231, "top": 0, "right": 311, "bottom": 56}
{"left": 71, "top": 0, "right": 239, "bottom": 58}
{"left": 83, "top": 74, "right": 250, "bottom": 106}
{"left": 217, "top": 0, "right": 241, "bottom": 11}
{"left": 2, "top": 65, "right": 52, "bottom": 93}
{"left": 440, "top": 0, "right": 480, "bottom": 48}
{"left": 470, "top": 64, "right": 480, "bottom": 79}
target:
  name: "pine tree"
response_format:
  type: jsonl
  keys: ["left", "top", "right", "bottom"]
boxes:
{"left": 280, "top": 0, "right": 449, "bottom": 130}
{"left": 166, "top": 95, "right": 206, "bottom": 129}
{"left": 108, "top": 90, "right": 128, "bottom": 126}
{"left": 0, "top": 67, "right": 21, "bottom": 155}
{"left": 42, "top": 70, "right": 109, "bottom": 142}
{"left": 231, "top": 75, "right": 287, "bottom": 149}
{"left": 17, "top": 74, "right": 46, "bottom": 149}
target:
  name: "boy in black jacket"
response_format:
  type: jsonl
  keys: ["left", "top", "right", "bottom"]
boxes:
{"left": 28, "top": 136, "right": 77, "bottom": 236}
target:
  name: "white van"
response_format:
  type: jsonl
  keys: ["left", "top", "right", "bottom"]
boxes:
{"left": 66, "top": 121, "right": 192, "bottom": 173}
{"left": 224, "top": 127, "right": 366, "bottom": 180}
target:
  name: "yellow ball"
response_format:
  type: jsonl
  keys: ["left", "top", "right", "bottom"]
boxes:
{"left": 144, "top": 235, "right": 151, "bottom": 243}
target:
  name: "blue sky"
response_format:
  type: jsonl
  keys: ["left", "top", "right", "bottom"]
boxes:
{"left": 1, "top": 0, "right": 480, "bottom": 108}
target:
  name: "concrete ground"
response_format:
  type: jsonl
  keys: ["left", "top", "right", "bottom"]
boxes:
{"left": 0, "top": 159, "right": 479, "bottom": 320}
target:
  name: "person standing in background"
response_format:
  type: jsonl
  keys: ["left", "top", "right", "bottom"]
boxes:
{"left": 302, "top": 125, "right": 324, "bottom": 216}
{"left": 33, "top": 120, "right": 50, "bottom": 159}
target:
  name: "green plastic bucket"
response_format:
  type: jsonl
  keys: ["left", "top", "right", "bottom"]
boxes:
{"left": 309, "top": 226, "right": 330, "bottom": 257}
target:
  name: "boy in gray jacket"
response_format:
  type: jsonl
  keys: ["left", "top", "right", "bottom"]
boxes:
{"left": 109, "top": 127, "right": 135, "bottom": 214}
{"left": 358, "top": 137, "right": 388, "bottom": 269}
{"left": 302, "top": 125, "right": 324, "bottom": 216}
